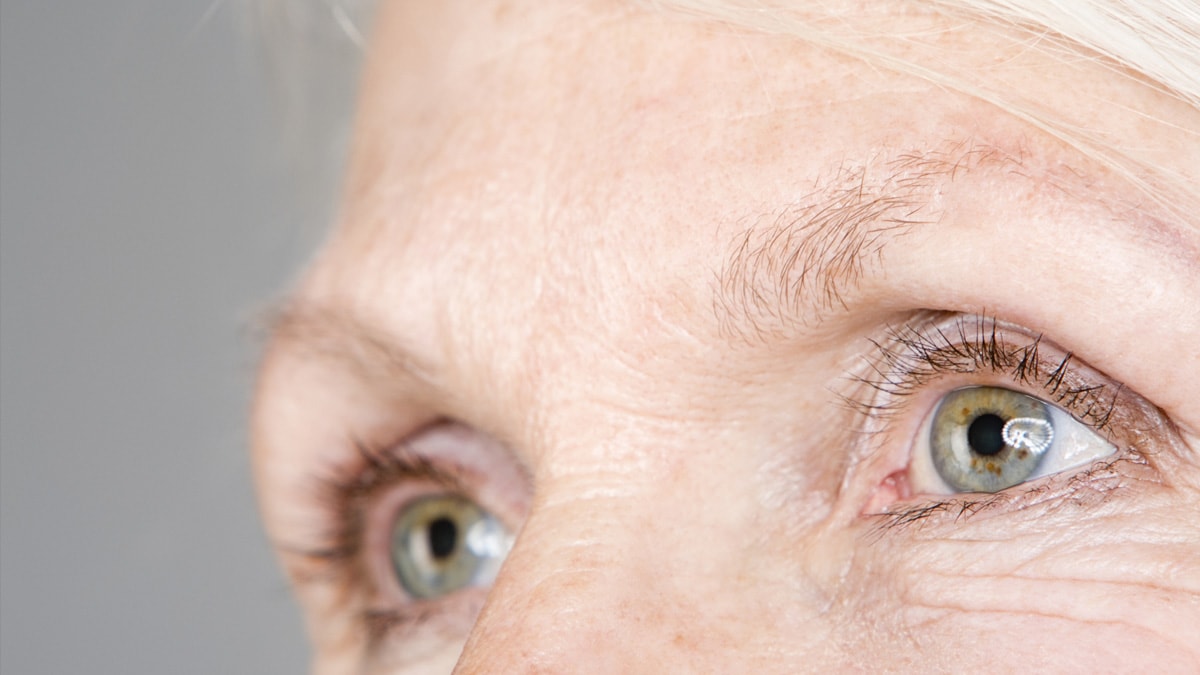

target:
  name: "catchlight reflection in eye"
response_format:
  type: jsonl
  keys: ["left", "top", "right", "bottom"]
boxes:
{"left": 391, "top": 494, "right": 512, "bottom": 600}
{"left": 916, "top": 386, "right": 1119, "bottom": 494}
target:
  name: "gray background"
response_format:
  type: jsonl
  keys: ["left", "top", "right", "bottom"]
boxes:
{"left": 2, "top": 1, "right": 364, "bottom": 671}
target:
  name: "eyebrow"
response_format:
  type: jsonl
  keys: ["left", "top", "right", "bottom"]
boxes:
{"left": 262, "top": 302, "right": 443, "bottom": 395}
{"left": 713, "top": 141, "right": 1025, "bottom": 341}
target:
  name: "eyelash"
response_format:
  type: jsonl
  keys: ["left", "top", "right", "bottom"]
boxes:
{"left": 850, "top": 313, "right": 1119, "bottom": 429}
{"left": 847, "top": 311, "right": 1150, "bottom": 529}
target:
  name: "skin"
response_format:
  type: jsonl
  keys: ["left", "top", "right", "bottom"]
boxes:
{"left": 253, "top": 0, "right": 1200, "bottom": 672}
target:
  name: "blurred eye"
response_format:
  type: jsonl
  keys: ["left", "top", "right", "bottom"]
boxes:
{"left": 391, "top": 494, "right": 513, "bottom": 599}
{"left": 912, "top": 386, "right": 1118, "bottom": 494}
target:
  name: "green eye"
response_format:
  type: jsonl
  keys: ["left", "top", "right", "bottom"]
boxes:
{"left": 391, "top": 495, "right": 511, "bottom": 600}
{"left": 928, "top": 386, "right": 1057, "bottom": 493}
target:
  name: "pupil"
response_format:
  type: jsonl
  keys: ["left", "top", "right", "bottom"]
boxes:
{"left": 967, "top": 413, "right": 1007, "bottom": 456}
{"left": 428, "top": 517, "right": 458, "bottom": 560}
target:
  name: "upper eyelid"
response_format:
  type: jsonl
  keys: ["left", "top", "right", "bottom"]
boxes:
{"left": 344, "top": 437, "right": 471, "bottom": 498}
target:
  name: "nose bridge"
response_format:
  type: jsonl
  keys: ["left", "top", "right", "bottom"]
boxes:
{"left": 453, "top": 475, "right": 711, "bottom": 673}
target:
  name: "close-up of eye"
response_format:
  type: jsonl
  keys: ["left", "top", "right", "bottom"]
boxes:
{"left": 911, "top": 385, "right": 1118, "bottom": 494}
{"left": 852, "top": 313, "right": 1172, "bottom": 520}
{"left": 287, "top": 420, "right": 532, "bottom": 663}
{"left": 390, "top": 494, "right": 512, "bottom": 600}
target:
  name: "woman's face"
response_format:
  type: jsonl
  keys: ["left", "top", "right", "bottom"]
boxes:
{"left": 253, "top": 1, "right": 1200, "bottom": 671}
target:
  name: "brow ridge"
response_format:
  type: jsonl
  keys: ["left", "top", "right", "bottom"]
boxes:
{"left": 713, "top": 141, "right": 1022, "bottom": 341}
{"left": 262, "top": 301, "right": 441, "bottom": 394}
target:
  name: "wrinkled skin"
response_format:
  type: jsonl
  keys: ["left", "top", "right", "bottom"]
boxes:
{"left": 253, "top": 1, "right": 1200, "bottom": 672}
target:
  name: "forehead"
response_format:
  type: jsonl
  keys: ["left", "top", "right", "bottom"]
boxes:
{"left": 313, "top": 8, "right": 991, "bottom": 306}
{"left": 292, "top": 1, "right": 1192, "bottom": 433}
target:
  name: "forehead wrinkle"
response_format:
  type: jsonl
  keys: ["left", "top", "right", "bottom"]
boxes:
{"left": 713, "top": 140, "right": 1026, "bottom": 343}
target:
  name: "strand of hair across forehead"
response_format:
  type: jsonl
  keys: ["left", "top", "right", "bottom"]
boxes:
{"left": 252, "top": 0, "right": 373, "bottom": 44}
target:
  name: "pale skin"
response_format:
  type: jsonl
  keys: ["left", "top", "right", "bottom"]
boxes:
{"left": 253, "top": 0, "right": 1200, "bottom": 672}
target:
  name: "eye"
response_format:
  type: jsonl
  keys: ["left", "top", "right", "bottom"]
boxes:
{"left": 851, "top": 314, "right": 1167, "bottom": 520}
{"left": 911, "top": 385, "right": 1118, "bottom": 494}
{"left": 391, "top": 494, "right": 513, "bottom": 600}
{"left": 276, "top": 419, "right": 530, "bottom": 652}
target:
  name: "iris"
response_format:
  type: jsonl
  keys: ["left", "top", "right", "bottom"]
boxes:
{"left": 929, "top": 387, "right": 1055, "bottom": 492}
{"left": 391, "top": 495, "right": 511, "bottom": 599}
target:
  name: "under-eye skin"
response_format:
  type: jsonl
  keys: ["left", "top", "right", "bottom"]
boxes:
{"left": 850, "top": 312, "right": 1171, "bottom": 522}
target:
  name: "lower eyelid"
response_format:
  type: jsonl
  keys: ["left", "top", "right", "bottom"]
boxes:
{"left": 871, "top": 450, "right": 1147, "bottom": 532}
{"left": 361, "top": 589, "right": 489, "bottom": 663}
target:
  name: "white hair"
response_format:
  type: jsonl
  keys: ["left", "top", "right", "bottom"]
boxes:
{"left": 248, "top": 0, "right": 378, "bottom": 238}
